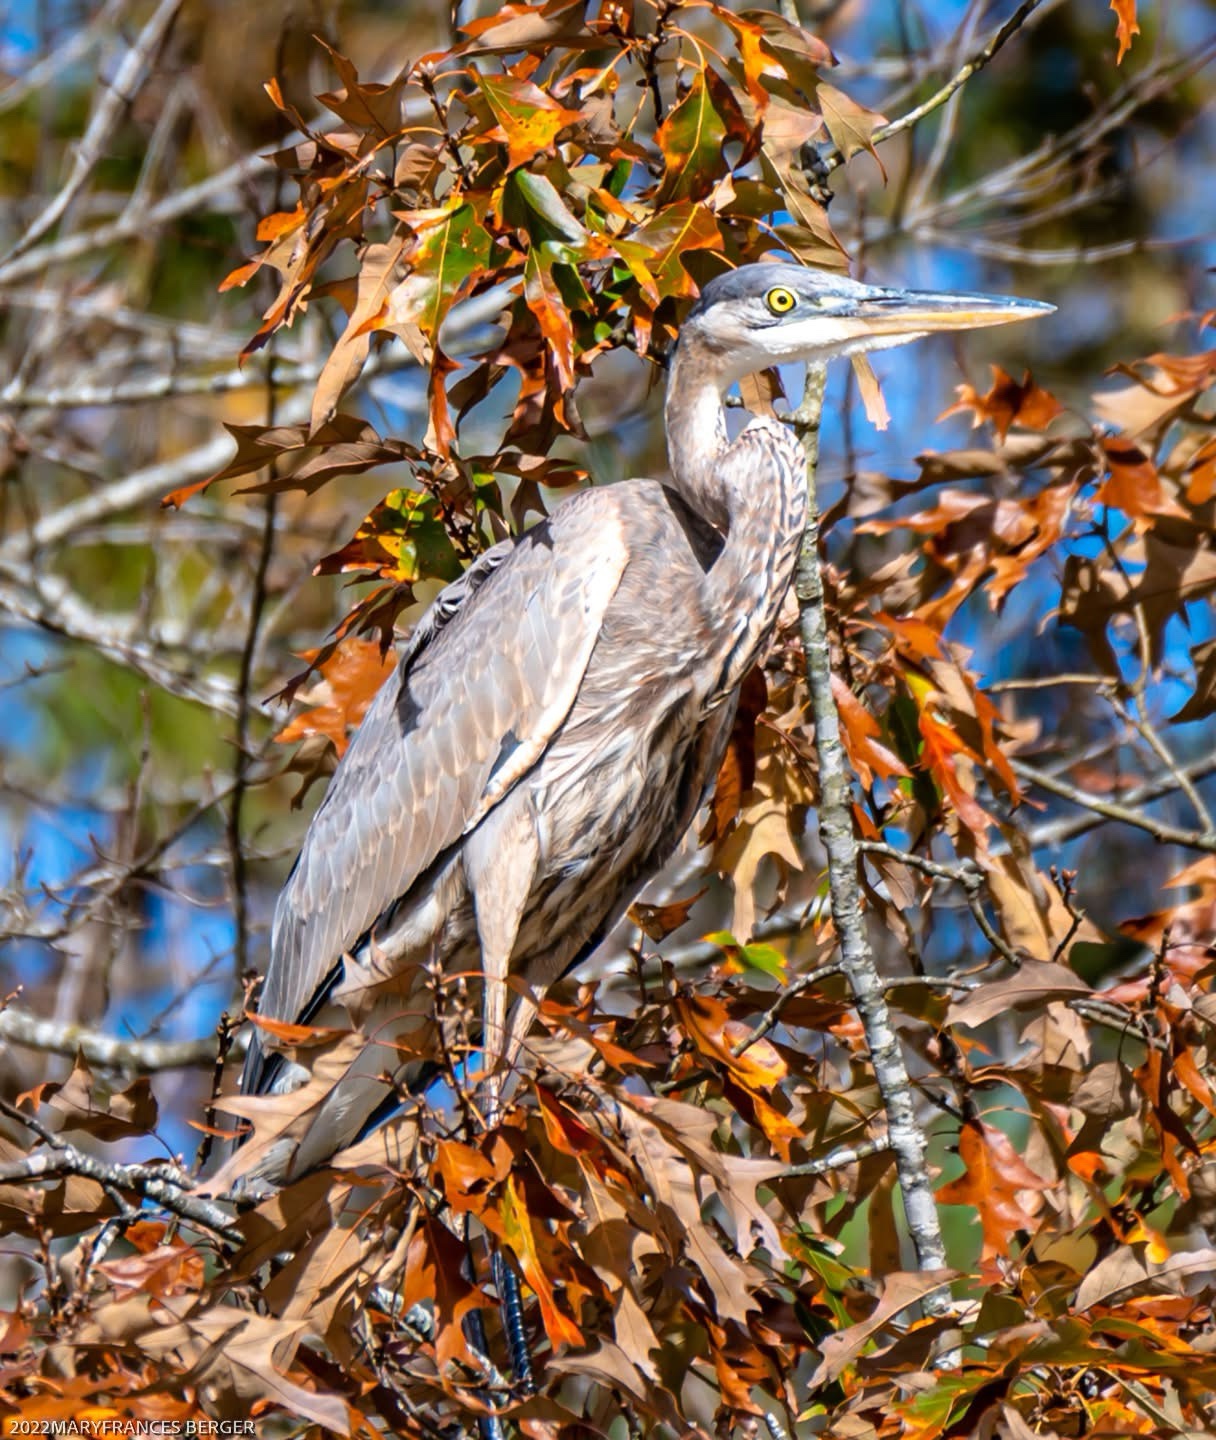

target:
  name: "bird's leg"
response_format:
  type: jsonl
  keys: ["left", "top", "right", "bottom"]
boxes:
{"left": 458, "top": 1215, "right": 508, "bottom": 1440}
{"left": 480, "top": 996, "right": 539, "bottom": 1397}
{"left": 464, "top": 806, "right": 541, "bottom": 1395}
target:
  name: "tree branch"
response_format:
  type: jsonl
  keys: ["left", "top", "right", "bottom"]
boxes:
{"left": 1026, "top": 749, "right": 1216, "bottom": 852}
{"left": 822, "top": 0, "right": 1048, "bottom": 175}
{"left": 790, "top": 364, "right": 949, "bottom": 1280}
{"left": 0, "top": 0, "right": 183, "bottom": 266}
{"left": 0, "top": 574, "right": 246, "bottom": 717}
{"left": 0, "top": 1007, "right": 231, "bottom": 1071}
{"left": 782, "top": 1134, "right": 892, "bottom": 1180}
{"left": 0, "top": 1097, "right": 241, "bottom": 1243}
{"left": 1011, "top": 757, "right": 1216, "bottom": 854}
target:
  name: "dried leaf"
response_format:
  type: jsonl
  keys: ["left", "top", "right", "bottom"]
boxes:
{"left": 832, "top": 676, "right": 909, "bottom": 788}
{"left": 852, "top": 353, "right": 890, "bottom": 429}
{"left": 274, "top": 637, "right": 397, "bottom": 759}
{"left": 500, "top": 1174, "right": 583, "bottom": 1350}
{"left": 1096, "top": 435, "right": 1184, "bottom": 526}
{"left": 629, "top": 887, "right": 707, "bottom": 942}
{"left": 947, "top": 961, "right": 1093, "bottom": 1028}
{"left": 1110, "top": 0, "right": 1140, "bottom": 63}
{"left": 817, "top": 82, "right": 886, "bottom": 170}
{"left": 940, "top": 366, "right": 1065, "bottom": 443}
{"left": 810, "top": 1270, "right": 956, "bottom": 1384}
{"left": 938, "top": 1120, "right": 1053, "bottom": 1259}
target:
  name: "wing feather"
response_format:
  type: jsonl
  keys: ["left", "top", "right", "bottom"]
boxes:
{"left": 245, "top": 494, "right": 630, "bottom": 1091}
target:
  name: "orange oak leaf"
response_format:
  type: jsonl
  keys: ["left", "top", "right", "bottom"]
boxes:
{"left": 1111, "top": 0, "right": 1140, "bottom": 63}
{"left": 939, "top": 365, "right": 1064, "bottom": 443}
{"left": 274, "top": 637, "right": 396, "bottom": 758}
{"left": 937, "top": 1119, "right": 1052, "bottom": 1259}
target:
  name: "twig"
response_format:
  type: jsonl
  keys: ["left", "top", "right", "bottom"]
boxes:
{"left": 1011, "top": 758, "right": 1216, "bottom": 854}
{"left": 228, "top": 468, "right": 279, "bottom": 977}
{"left": 859, "top": 840, "right": 1021, "bottom": 967}
{"left": 790, "top": 364, "right": 948, "bottom": 1281}
{"left": 1026, "top": 749, "right": 1216, "bottom": 852}
{"left": 909, "top": 42, "right": 1216, "bottom": 229}
{"left": 0, "top": 575, "right": 246, "bottom": 718}
{"left": 782, "top": 1134, "right": 892, "bottom": 1179}
{"left": 0, "top": 0, "right": 183, "bottom": 267}
{"left": 731, "top": 962, "right": 844, "bottom": 1058}
{"left": 904, "top": 0, "right": 986, "bottom": 217}
{"left": 0, "top": 1097, "right": 242, "bottom": 1244}
{"left": 915, "top": 229, "right": 1213, "bottom": 267}
{"left": 763, "top": 1411, "right": 791, "bottom": 1440}
{"left": 1113, "top": 675, "right": 1213, "bottom": 835}
{"left": 0, "top": 0, "right": 129, "bottom": 116}
{"left": 0, "top": 146, "right": 270, "bottom": 287}
{"left": 822, "top": 0, "right": 1046, "bottom": 175}
{"left": 194, "top": 1012, "right": 240, "bottom": 1175}
{"left": 0, "top": 429, "right": 256, "bottom": 559}
{"left": 0, "top": 1007, "right": 235, "bottom": 1070}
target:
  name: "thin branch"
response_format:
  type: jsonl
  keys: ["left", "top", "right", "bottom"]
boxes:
{"left": 0, "top": 0, "right": 129, "bottom": 116}
{"left": 904, "top": 0, "right": 986, "bottom": 216}
{"left": 0, "top": 574, "right": 246, "bottom": 718}
{"left": 915, "top": 228, "right": 1213, "bottom": 267}
{"left": 0, "top": 1007, "right": 233, "bottom": 1071}
{"left": 1115, "top": 620, "right": 1213, "bottom": 833}
{"left": 859, "top": 840, "right": 1021, "bottom": 967}
{"left": 0, "top": 147, "right": 270, "bottom": 287}
{"left": 0, "top": 0, "right": 183, "bottom": 266}
{"left": 1, "top": 431, "right": 256, "bottom": 559}
{"left": 0, "top": 1097, "right": 241, "bottom": 1244}
{"left": 822, "top": 0, "right": 1046, "bottom": 175}
{"left": 731, "top": 961, "right": 844, "bottom": 1057}
{"left": 228, "top": 482, "right": 278, "bottom": 977}
{"left": 782, "top": 1134, "right": 892, "bottom": 1179}
{"left": 1026, "top": 749, "right": 1216, "bottom": 852}
{"left": 790, "top": 364, "right": 949, "bottom": 1280}
{"left": 1011, "top": 757, "right": 1216, "bottom": 854}
{"left": 909, "top": 42, "right": 1216, "bottom": 228}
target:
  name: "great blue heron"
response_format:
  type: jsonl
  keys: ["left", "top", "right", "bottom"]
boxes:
{"left": 238, "top": 261, "right": 1050, "bottom": 1184}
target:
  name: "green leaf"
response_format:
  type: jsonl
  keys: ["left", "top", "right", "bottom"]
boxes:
{"left": 315, "top": 488, "right": 463, "bottom": 583}
{"left": 615, "top": 201, "right": 725, "bottom": 303}
{"left": 703, "top": 931, "right": 787, "bottom": 979}
{"left": 512, "top": 170, "right": 587, "bottom": 242}
{"left": 393, "top": 201, "right": 494, "bottom": 343}
{"left": 740, "top": 942, "right": 787, "bottom": 979}
{"left": 476, "top": 73, "right": 581, "bottom": 169}
{"left": 655, "top": 70, "right": 749, "bottom": 204}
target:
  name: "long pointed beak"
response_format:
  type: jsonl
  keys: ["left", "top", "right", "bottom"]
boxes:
{"left": 851, "top": 288, "right": 1055, "bottom": 336}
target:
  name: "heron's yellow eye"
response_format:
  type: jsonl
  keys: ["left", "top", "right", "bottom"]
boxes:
{"left": 765, "top": 286, "right": 797, "bottom": 315}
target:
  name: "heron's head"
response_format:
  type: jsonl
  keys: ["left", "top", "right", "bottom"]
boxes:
{"left": 680, "top": 262, "right": 1053, "bottom": 388}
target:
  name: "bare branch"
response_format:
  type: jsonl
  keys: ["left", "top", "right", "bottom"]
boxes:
{"left": 782, "top": 1135, "right": 893, "bottom": 1179}
{"left": 823, "top": 0, "right": 1049, "bottom": 175}
{"left": 791, "top": 365, "right": 949, "bottom": 1281}
{"left": 0, "top": 0, "right": 183, "bottom": 266}
{"left": 1011, "top": 757, "right": 1216, "bottom": 854}
{"left": 0, "top": 1097, "right": 242, "bottom": 1243}
{"left": 0, "top": 0, "right": 129, "bottom": 116}
{"left": 1027, "top": 750, "right": 1216, "bottom": 852}
{"left": 859, "top": 841, "right": 1022, "bottom": 968}
{"left": 0, "top": 1007, "right": 231, "bottom": 1071}
{"left": 0, "top": 574, "right": 246, "bottom": 717}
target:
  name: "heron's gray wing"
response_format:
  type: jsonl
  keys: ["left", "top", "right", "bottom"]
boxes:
{"left": 249, "top": 493, "right": 631, "bottom": 1082}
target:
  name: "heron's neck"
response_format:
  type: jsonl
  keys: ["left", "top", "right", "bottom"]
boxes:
{"left": 664, "top": 341, "right": 809, "bottom": 695}
{"left": 664, "top": 344, "right": 734, "bottom": 530}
